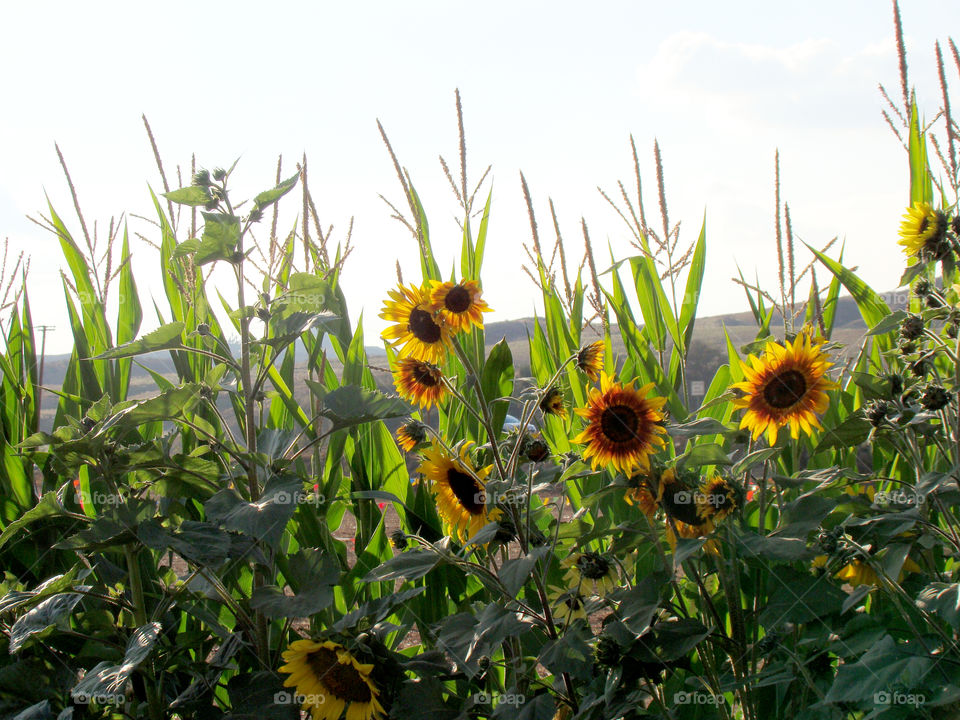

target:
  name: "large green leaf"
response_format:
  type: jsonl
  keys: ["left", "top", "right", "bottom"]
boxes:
{"left": 253, "top": 172, "right": 299, "bottom": 208}
{"left": 94, "top": 322, "right": 184, "bottom": 359}
{"left": 70, "top": 624, "right": 161, "bottom": 703}
{"left": 196, "top": 212, "right": 241, "bottom": 265}
{"left": 306, "top": 384, "right": 413, "bottom": 430}
{"left": 163, "top": 186, "right": 212, "bottom": 207}
{"left": 9, "top": 593, "right": 83, "bottom": 652}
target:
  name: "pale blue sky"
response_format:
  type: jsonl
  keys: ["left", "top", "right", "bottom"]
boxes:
{"left": 0, "top": 1, "right": 957, "bottom": 354}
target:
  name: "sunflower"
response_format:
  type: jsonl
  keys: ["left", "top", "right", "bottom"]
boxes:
{"left": 573, "top": 373, "right": 667, "bottom": 475}
{"left": 280, "top": 638, "right": 385, "bottom": 720}
{"left": 898, "top": 201, "right": 948, "bottom": 258}
{"left": 624, "top": 472, "right": 658, "bottom": 518}
{"left": 575, "top": 341, "right": 604, "bottom": 382}
{"left": 549, "top": 587, "right": 587, "bottom": 624}
{"left": 395, "top": 420, "right": 429, "bottom": 452}
{"left": 656, "top": 469, "right": 714, "bottom": 549}
{"left": 696, "top": 475, "right": 737, "bottom": 524}
{"left": 833, "top": 555, "right": 923, "bottom": 587}
{"left": 539, "top": 387, "right": 567, "bottom": 420}
{"left": 417, "top": 442, "right": 498, "bottom": 542}
{"left": 428, "top": 279, "right": 490, "bottom": 332}
{"left": 731, "top": 333, "right": 837, "bottom": 446}
{"left": 562, "top": 551, "right": 618, "bottom": 596}
{"left": 393, "top": 358, "right": 447, "bottom": 409}
{"left": 380, "top": 283, "right": 450, "bottom": 362}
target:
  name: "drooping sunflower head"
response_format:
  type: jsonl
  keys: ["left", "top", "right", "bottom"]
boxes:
{"left": 575, "top": 341, "right": 604, "bottom": 382}
{"left": 624, "top": 467, "right": 660, "bottom": 518}
{"left": 655, "top": 468, "right": 703, "bottom": 527}
{"left": 573, "top": 373, "right": 667, "bottom": 475}
{"left": 279, "top": 638, "right": 385, "bottom": 720}
{"left": 395, "top": 420, "right": 429, "bottom": 452}
{"left": 731, "top": 333, "right": 838, "bottom": 446}
{"left": 417, "top": 441, "right": 498, "bottom": 542}
{"left": 428, "top": 279, "right": 490, "bottom": 332}
{"left": 393, "top": 358, "right": 447, "bottom": 409}
{"left": 539, "top": 386, "right": 568, "bottom": 420}
{"left": 696, "top": 475, "right": 738, "bottom": 523}
{"left": 562, "top": 551, "right": 618, "bottom": 596}
{"left": 380, "top": 283, "right": 450, "bottom": 362}
{"left": 898, "top": 202, "right": 949, "bottom": 259}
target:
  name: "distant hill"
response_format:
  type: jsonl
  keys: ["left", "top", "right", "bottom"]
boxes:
{"left": 36, "top": 290, "right": 901, "bottom": 432}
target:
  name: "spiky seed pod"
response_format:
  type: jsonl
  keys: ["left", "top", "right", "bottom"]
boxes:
{"left": 921, "top": 385, "right": 951, "bottom": 411}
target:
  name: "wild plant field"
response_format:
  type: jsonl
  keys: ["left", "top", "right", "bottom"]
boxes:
{"left": 2, "top": 5, "right": 960, "bottom": 720}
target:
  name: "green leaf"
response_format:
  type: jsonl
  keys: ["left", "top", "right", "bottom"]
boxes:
{"left": 806, "top": 244, "right": 892, "bottom": 335}
{"left": 908, "top": 100, "right": 933, "bottom": 206}
{"left": 0, "top": 493, "right": 63, "bottom": 551}
{"left": 172, "top": 238, "right": 202, "bottom": 258}
{"left": 678, "top": 215, "right": 706, "bottom": 351}
{"left": 825, "top": 635, "right": 933, "bottom": 703}
{"left": 196, "top": 212, "right": 241, "bottom": 265}
{"left": 163, "top": 186, "right": 212, "bottom": 207}
{"left": 667, "top": 418, "right": 734, "bottom": 439}
{"left": 867, "top": 310, "right": 907, "bottom": 337}
{"left": 676, "top": 442, "right": 732, "bottom": 469}
{"left": 916, "top": 582, "right": 960, "bottom": 629}
{"left": 205, "top": 476, "right": 301, "bottom": 547}
{"left": 250, "top": 584, "right": 333, "bottom": 619}
{"left": 736, "top": 532, "right": 811, "bottom": 563}
{"left": 70, "top": 623, "right": 161, "bottom": 703}
{"left": 93, "top": 322, "right": 184, "bottom": 359}
{"left": 363, "top": 549, "right": 442, "bottom": 582}
{"left": 481, "top": 339, "right": 515, "bottom": 435}
{"left": 254, "top": 172, "right": 299, "bottom": 208}
{"left": 814, "top": 414, "right": 871, "bottom": 454}
{"left": 9, "top": 593, "right": 83, "bottom": 652}
{"left": 307, "top": 384, "right": 413, "bottom": 430}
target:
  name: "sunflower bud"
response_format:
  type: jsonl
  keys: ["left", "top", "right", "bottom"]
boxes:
{"left": 212, "top": 167, "right": 227, "bottom": 181}
{"left": 914, "top": 278, "right": 932, "bottom": 298}
{"left": 909, "top": 358, "right": 930, "bottom": 378}
{"left": 865, "top": 400, "right": 889, "bottom": 428}
{"left": 898, "top": 339, "right": 917, "bottom": 355}
{"left": 921, "top": 385, "right": 951, "bottom": 411}
{"left": 390, "top": 529, "right": 408, "bottom": 551}
{"left": 197, "top": 323, "right": 211, "bottom": 336}
{"left": 522, "top": 435, "right": 550, "bottom": 463}
{"left": 477, "top": 656, "right": 491, "bottom": 671}
{"left": 493, "top": 520, "right": 517, "bottom": 544}
{"left": 192, "top": 169, "right": 211, "bottom": 187}
{"left": 248, "top": 208, "right": 263, "bottom": 223}
{"left": 899, "top": 314, "right": 924, "bottom": 341}
{"left": 594, "top": 635, "right": 621, "bottom": 668}
{"left": 756, "top": 631, "right": 779, "bottom": 656}
{"left": 885, "top": 373, "right": 904, "bottom": 398}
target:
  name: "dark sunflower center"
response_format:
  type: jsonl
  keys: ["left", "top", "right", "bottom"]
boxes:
{"left": 408, "top": 307, "right": 442, "bottom": 343}
{"left": 919, "top": 217, "right": 930, "bottom": 234}
{"left": 600, "top": 405, "right": 640, "bottom": 444}
{"left": 444, "top": 285, "right": 472, "bottom": 313}
{"left": 306, "top": 648, "right": 373, "bottom": 703}
{"left": 446, "top": 468, "right": 485, "bottom": 514}
{"left": 577, "top": 553, "right": 610, "bottom": 579}
{"left": 762, "top": 369, "right": 807, "bottom": 409}
{"left": 564, "top": 595, "right": 583, "bottom": 610}
{"left": 411, "top": 363, "right": 440, "bottom": 387}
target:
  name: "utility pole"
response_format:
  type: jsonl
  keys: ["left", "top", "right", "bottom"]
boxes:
{"left": 35, "top": 325, "right": 54, "bottom": 419}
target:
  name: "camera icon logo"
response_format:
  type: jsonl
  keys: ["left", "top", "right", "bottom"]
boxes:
{"left": 874, "top": 691, "right": 892, "bottom": 705}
